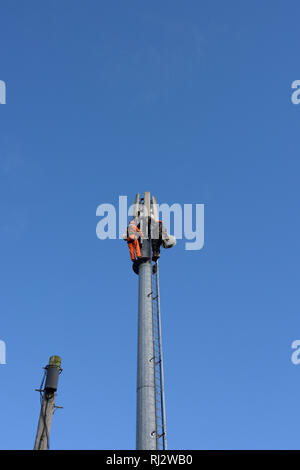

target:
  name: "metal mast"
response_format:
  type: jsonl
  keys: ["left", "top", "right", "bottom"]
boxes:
{"left": 133, "top": 192, "right": 168, "bottom": 450}
{"left": 136, "top": 192, "right": 157, "bottom": 450}
{"left": 34, "top": 355, "right": 62, "bottom": 450}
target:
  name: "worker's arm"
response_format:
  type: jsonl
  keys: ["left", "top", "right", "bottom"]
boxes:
{"left": 135, "top": 226, "right": 144, "bottom": 237}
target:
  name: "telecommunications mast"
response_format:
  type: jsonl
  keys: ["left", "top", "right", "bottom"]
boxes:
{"left": 127, "top": 192, "right": 175, "bottom": 450}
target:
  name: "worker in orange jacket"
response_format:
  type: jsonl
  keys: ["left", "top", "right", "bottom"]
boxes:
{"left": 127, "top": 219, "right": 144, "bottom": 261}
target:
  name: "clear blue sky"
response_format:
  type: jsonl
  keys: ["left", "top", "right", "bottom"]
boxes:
{"left": 1, "top": 0, "right": 300, "bottom": 450}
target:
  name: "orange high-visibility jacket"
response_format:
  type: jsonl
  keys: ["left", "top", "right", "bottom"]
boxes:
{"left": 127, "top": 223, "right": 142, "bottom": 242}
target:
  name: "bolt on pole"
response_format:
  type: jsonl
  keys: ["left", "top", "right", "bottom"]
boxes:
{"left": 34, "top": 355, "right": 62, "bottom": 450}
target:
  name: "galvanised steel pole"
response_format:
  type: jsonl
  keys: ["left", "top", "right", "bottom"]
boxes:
{"left": 136, "top": 194, "right": 157, "bottom": 450}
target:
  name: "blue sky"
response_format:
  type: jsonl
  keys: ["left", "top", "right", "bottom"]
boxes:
{"left": 1, "top": 0, "right": 300, "bottom": 449}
